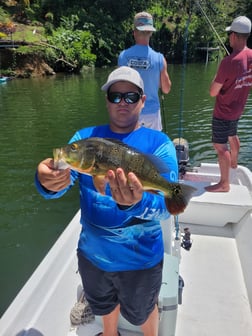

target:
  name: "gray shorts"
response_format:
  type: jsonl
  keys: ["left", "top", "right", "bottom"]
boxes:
{"left": 212, "top": 117, "right": 239, "bottom": 144}
{"left": 77, "top": 252, "right": 163, "bottom": 325}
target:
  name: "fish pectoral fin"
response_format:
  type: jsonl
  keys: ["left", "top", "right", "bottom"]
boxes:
{"left": 93, "top": 175, "right": 107, "bottom": 195}
{"left": 165, "top": 183, "right": 197, "bottom": 215}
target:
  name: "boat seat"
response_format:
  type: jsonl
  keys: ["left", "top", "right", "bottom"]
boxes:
{"left": 179, "top": 182, "right": 252, "bottom": 227}
{"left": 117, "top": 253, "right": 179, "bottom": 336}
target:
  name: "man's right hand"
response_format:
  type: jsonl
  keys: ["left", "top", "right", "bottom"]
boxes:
{"left": 37, "top": 158, "right": 71, "bottom": 192}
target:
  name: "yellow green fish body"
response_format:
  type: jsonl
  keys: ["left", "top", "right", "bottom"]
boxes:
{"left": 53, "top": 137, "right": 196, "bottom": 215}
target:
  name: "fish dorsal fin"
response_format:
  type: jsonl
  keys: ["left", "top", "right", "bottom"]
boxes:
{"left": 143, "top": 153, "right": 171, "bottom": 174}
{"left": 96, "top": 137, "right": 139, "bottom": 153}
{"left": 101, "top": 137, "right": 170, "bottom": 175}
{"left": 103, "top": 137, "right": 124, "bottom": 143}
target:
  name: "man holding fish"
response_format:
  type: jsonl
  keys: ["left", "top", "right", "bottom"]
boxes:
{"left": 35, "top": 66, "right": 195, "bottom": 336}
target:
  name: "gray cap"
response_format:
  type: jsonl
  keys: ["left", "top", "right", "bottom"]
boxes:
{"left": 101, "top": 66, "right": 144, "bottom": 92}
{"left": 225, "top": 16, "right": 251, "bottom": 34}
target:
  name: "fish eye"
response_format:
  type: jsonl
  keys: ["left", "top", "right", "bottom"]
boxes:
{"left": 70, "top": 143, "right": 78, "bottom": 152}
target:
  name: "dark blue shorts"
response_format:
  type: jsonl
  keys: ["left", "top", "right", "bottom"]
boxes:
{"left": 77, "top": 252, "right": 163, "bottom": 326}
{"left": 212, "top": 117, "right": 239, "bottom": 144}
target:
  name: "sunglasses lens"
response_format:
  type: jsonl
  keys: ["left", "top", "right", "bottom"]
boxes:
{"left": 107, "top": 92, "right": 122, "bottom": 104}
{"left": 107, "top": 92, "right": 141, "bottom": 104}
{"left": 124, "top": 92, "right": 141, "bottom": 104}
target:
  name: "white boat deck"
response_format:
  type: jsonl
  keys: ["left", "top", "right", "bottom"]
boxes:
{"left": 175, "top": 164, "right": 252, "bottom": 336}
{"left": 176, "top": 224, "right": 252, "bottom": 336}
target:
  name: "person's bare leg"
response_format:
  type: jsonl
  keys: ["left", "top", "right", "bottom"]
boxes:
{"left": 101, "top": 304, "right": 120, "bottom": 336}
{"left": 229, "top": 135, "right": 240, "bottom": 169}
{"left": 205, "top": 143, "right": 230, "bottom": 192}
{"left": 141, "top": 304, "right": 159, "bottom": 336}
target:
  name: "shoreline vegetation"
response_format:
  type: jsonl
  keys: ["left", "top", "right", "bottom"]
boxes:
{"left": 0, "top": 0, "right": 251, "bottom": 78}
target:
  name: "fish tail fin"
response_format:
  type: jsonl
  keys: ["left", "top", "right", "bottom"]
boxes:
{"left": 165, "top": 183, "right": 196, "bottom": 215}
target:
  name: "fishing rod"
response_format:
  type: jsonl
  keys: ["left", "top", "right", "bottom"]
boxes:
{"left": 195, "top": 0, "right": 230, "bottom": 55}
{"left": 160, "top": 93, "right": 167, "bottom": 133}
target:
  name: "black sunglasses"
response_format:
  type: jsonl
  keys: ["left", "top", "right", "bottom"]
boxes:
{"left": 107, "top": 91, "right": 142, "bottom": 104}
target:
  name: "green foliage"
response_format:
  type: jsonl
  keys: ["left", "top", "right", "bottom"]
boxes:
{"left": 0, "top": 6, "right": 8, "bottom": 21}
{"left": 46, "top": 26, "right": 96, "bottom": 69}
{"left": 11, "top": 24, "right": 45, "bottom": 42}
{"left": 0, "top": 32, "right": 7, "bottom": 39}
{"left": 45, "top": 12, "right": 54, "bottom": 22}
{"left": 1, "top": 0, "right": 252, "bottom": 68}
{"left": 15, "top": 45, "right": 45, "bottom": 54}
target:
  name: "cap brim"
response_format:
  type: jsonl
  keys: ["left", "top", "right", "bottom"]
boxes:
{"left": 136, "top": 25, "right": 156, "bottom": 32}
{"left": 101, "top": 79, "right": 143, "bottom": 92}
{"left": 225, "top": 26, "right": 231, "bottom": 32}
{"left": 101, "top": 80, "right": 118, "bottom": 91}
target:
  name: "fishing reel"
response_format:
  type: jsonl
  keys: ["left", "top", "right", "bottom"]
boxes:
{"left": 181, "top": 227, "right": 192, "bottom": 251}
{"left": 173, "top": 138, "right": 190, "bottom": 178}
